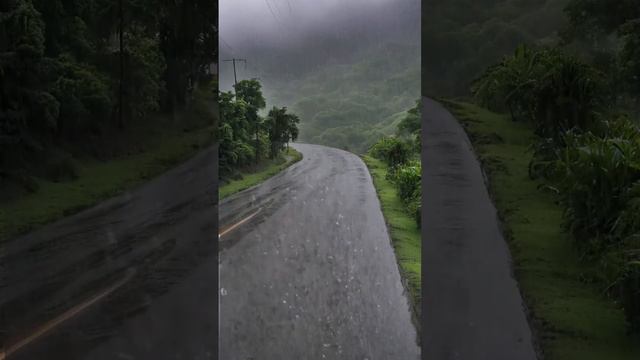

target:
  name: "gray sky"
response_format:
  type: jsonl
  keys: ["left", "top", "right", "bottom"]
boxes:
{"left": 219, "top": 0, "right": 420, "bottom": 91}
{"left": 220, "top": 0, "right": 392, "bottom": 49}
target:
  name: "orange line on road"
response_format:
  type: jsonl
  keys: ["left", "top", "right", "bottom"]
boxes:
{"left": 219, "top": 208, "right": 262, "bottom": 238}
{"left": 2, "top": 268, "right": 136, "bottom": 359}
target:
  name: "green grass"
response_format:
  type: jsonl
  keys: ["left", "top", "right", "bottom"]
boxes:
{"left": 440, "top": 98, "right": 640, "bottom": 360}
{"left": 361, "top": 155, "right": 421, "bottom": 329}
{"left": 219, "top": 147, "right": 303, "bottom": 200}
{"left": 0, "top": 127, "right": 214, "bottom": 242}
{"left": 0, "top": 92, "right": 216, "bottom": 242}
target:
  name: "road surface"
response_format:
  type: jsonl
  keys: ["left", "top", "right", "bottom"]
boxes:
{"left": 421, "top": 97, "right": 538, "bottom": 360}
{"left": 218, "top": 143, "right": 419, "bottom": 359}
{"left": 2, "top": 146, "right": 219, "bottom": 360}
{"left": 2, "top": 143, "right": 419, "bottom": 359}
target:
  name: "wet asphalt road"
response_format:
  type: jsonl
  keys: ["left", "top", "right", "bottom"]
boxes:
{"left": 421, "top": 97, "right": 537, "bottom": 360}
{"left": 2, "top": 142, "right": 419, "bottom": 359}
{"left": 219, "top": 143, "right": 419, "bottom": 360}
{"left": 2, "top": 146, "right": 218, "bottom": 360}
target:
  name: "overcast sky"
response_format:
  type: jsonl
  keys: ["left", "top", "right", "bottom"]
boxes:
{"left": 220, "top": 0, "right": 393, "bottom": 48}
{"left": 218, "top": 0, "right": 420, "bottom": 91}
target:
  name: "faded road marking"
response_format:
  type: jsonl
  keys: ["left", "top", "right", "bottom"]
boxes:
{"left": 2, "top": 268, "right": 136, "bottom": 359}
{"left": 219, "top": 208, "right": 262, "bottom": 238}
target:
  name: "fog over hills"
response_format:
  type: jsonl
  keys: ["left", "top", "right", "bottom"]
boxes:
{"left": 219, "top": 0, "right": 420, "bottom": 152}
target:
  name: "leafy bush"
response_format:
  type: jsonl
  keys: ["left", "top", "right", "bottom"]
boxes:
{"left": 388, "top": 161, "right": 421, "bottom": 202}
{"left": 386, "top": 160, "right": 421, "bottom": 227}
{"left": 473, "top": 46, "right": 606, "bottom": 145}
{"left": 550, "top": 117, "right": 640, "bottom": 330}
{"left": 553, "top": 126, "right": 640, "bottom": 250}
{"left": 370, "top": 137, "right": 412, "bottom": 168}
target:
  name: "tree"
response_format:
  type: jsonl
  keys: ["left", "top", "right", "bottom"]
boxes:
{"left": 157, "top": 0, "right": 217, "bottom": 112}
{"left": 619, "top": 20, "right": 640, "bottom": 97}
{"left": 218, "top": 91, "right": 253, "bottom": 171}
{"left": 285, "top": 113, "right": 300, "bottom": 149}
{"left": 564, "top": 0, "right": 640, "bottom": 40}
{"left": 266, "top": 106, "right": 298, "bottom": 158}
{"left": 0, "top": 0, "right": 57, "bottom": 172}
{"left": 235, "top": 79, "right": 266, "bottom": 162}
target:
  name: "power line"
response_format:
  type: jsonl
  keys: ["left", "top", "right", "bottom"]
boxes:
{"left": 271, "top": 0, "right": 285, "bottom": 18}
{"left": 264, "top": 0, "right": 286, "bottom": 30}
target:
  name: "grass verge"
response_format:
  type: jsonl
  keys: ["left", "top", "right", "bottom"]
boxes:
{"left": 219, "top": 147, "right": 303, "bottom": 200}
{"left": 361, "top": 154, "right": 421, "bottom": 330}
{"left": 0, "top": 95, "right": 216, "bottom": 242}
{"left": 440, "top": 98, "right": 640, "bottom": 360}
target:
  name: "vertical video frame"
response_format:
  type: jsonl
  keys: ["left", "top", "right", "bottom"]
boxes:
{"left": 422, "top": 0, "right": 640, "bottom": 359}
{"left": 1, "top": 0, "right": 219, "bottom": 359}
{"left": 218, "top": 0, "right": 422, "bottom": 359}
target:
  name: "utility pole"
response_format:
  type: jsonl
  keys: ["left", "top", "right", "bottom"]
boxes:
{"left": 223, "top": 58, "right": 246, "bottom": 96}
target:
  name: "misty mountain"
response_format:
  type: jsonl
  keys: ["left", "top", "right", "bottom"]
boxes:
{"left": 219, "top": 0, "right": 420, "bottom": 152}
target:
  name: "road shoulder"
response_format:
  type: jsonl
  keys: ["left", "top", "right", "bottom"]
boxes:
{"left": 362, "top": 154, "right": 421, "bottom": 334}
{"left": 441, "top": 98, "right": 640, "bottom": 360}
{"left": 422, "top": 97, "right": 537, "bottom": 359}
{"left": 219, "top": 147, "right": 302, "bottom": 200}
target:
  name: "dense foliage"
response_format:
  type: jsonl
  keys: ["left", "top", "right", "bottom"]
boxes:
{"left": 470, "top": 0, "right": 640, "bottom": 331}
{"left": 423, "top": 0, "right": 570, "bottom": 96}
{"left": 218, "top": 79, "right": 299, "bottom": 176}
{"left": 0, "top": 0, "right": 217, "bottom": 195}
{"left": 370, "top": 100, "right": 421, "bottom": 228}
{"left": 473, "top": 45, "right": 607, "bottom": 144}
{"left": 370, "top": 137, "right": 413, "bottom": 169}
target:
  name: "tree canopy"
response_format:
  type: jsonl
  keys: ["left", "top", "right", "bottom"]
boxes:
{"left": 1, "top": 0, "right": 217, "bottom": 187}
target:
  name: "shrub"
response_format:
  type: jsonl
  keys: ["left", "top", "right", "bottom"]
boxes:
{"left": 551, "top": 118, "right": 640, "bottom": 331}
{"left": 473, "top": 45, "right": 606, "bottom": 145}
{"left": 389, "top": 161, "right": 421, "bottom": 203}
{"left": 387, "top": 161, "right": 422, "bottom": 227}
{"left": 554, "top": 129, "right": 640, "bottom": 251}
{"left": 370, "top": 137, "right": 412, "bottom": 168}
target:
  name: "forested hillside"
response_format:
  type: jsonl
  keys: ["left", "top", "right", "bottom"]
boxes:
{"left": 423, "top": 0, "right": 570, "bottom": 96}
{"left": 0, "top": 0, "right": 217, "bottom": 202}
{"left": 266, "top": 42, "right": 420, "bottom": 153}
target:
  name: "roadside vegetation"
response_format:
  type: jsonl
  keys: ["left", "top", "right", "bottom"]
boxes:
{"left": 364, "top": 100, "right": 421, "bottom": 324}
{"left": 219, "top": 147, "right": 301, "bottom": 200}
{"left": 0, "top": 0, "right": 217, "bottom": 241}
{"left": 218, "top": 79, "right": 301, "bottom": 192}
{"left": 443, "top": 99, "right": 640, "bottom": 359}
{"left": 429, "top": 0, "right": 640, "bottom": 357}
